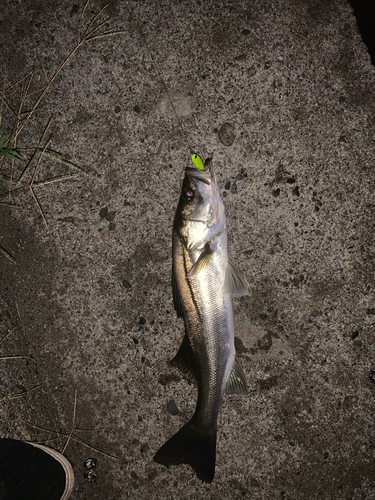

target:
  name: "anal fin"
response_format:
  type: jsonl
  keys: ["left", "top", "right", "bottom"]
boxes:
{"left": 225, "top": 356, "right": 248, "bottom": 395}
{"left": 172, "top": 333, "right": 197, "bottom": 382}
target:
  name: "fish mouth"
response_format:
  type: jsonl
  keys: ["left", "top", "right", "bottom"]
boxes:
{"left": 185, "top": 164, "right": 212, "bottom": 185}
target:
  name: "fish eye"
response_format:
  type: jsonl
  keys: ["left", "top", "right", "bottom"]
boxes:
{"left": 183, "top": 189, "right": 194, "bottom": 201}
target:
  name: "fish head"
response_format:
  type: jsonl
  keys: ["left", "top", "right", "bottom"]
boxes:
{"left": 174, "top": 159, "right": 226, "bottom": 250}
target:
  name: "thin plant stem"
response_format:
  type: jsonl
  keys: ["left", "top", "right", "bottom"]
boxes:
{"left": 17, "top": 118, "right": 52, "bottom": 185}
{"left": 29, "top": 186, "right": 48, "bottom": 227}
{"left": 62, "top": 390, "right": 77, "bottom": 454}
{"left": 0, "top": 326, "right": 18, "bottom": 346}
{"left": 0, "top": 355, "right": 35, "bottom": 362}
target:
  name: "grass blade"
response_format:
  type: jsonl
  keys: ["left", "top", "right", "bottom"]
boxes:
{"left": 37, "top": 149, "right": 85, "bottom": 173}
{"left": 17, "top": 118, "right": 53, "bottom": 185}
{"left": 1, "top": 150, "right": 21, "bottom": 160}
{"left": 0, "top": 246, "right": 16, "bottom": 263}
{"left": 0, "top": 202, "right": 20, "bottom": 208}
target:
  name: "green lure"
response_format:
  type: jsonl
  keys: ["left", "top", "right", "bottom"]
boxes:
{"left": 191, "top": 153, "right": 205, "bottom": 170}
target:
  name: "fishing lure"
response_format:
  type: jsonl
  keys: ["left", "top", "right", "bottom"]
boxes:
{"left": 191, "top": 153, "right": 205, "bottom": 170}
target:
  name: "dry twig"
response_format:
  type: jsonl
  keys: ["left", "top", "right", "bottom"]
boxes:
{"left": 22, "top": 392, "right": 119, "bottom": 460}
{"left": 0, "top": 355, "right": 36, "bottom": 362}
{"left": 0, "top": 384, "right": 41, "bottom": 403}
{"left": 0, "top": 325, "right": 18, "bottom": 346}
{"left": 62, "top": 390, "right": 77, "bottom": 454}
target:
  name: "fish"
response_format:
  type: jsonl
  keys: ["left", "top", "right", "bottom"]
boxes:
{"left": 153, "top": 157, "right": 248, "bottom": 483}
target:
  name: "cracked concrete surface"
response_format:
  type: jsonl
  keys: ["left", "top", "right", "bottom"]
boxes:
{"left": 1, "top": 0, "right": 375, "bottom": 498}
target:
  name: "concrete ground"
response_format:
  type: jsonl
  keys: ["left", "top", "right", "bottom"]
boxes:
{"left": 1, "top": 0, "right": 375, "bottom": 498}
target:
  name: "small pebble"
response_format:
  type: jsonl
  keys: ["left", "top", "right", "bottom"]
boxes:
{"left": 99, "top": 207, "right": 108, "bottom": 218}
{"left": 218, "top": 122, "right": 235, "bottom": 147}
{"left": 70, "top": 4, "right": 79, "bottom": 17}
{"left": 106, "top": 211, "right": 116, "bottom": 222}
{"left": 115, "top": 106, "right": 121, "bottom": 113}
{"left": 84, "top": 458, "right": 97, "bottom": 469}
{"left": 241, "top": 29, "right": 251, "bottom": 36}
{"left": 58, "top": 216, "right": 75, "bottom": 224}
{"left": 84, "top": 469, "right": 97, "bottom": 482}
{"left": 231, "top": 182, "right": 238, "bottom": 194}
{"left": 147, "top": 470, "right": 157, "bottom": 481}
{"left": 248, "top": 63, "right": 260, "bottom": 77}
{"left": 140, "top": 443, "right": 149, "bottom": 453}
{"left": 133, "top": 105, "right": 141, "bottom": 114}
{"left": 225, "top": 181, "right": 231, "bottom": 190}
{"left": 167, "top": 400, "right": 179, "bottom": 416}
{"left": 343, "top": 395, "right": 358, "bottom": 407}
{"left": 138, "top": 316, "right": 146, "bottom": 325}
{"left": 369, "top": 371, "right": 375, "bottom": 383}
{"left": 272, "top": 188, "right": 280, "bottom": 197}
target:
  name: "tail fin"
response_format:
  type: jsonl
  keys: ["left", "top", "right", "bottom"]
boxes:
{"left": 153, "top": 420, "right": 217, "bottom": 483}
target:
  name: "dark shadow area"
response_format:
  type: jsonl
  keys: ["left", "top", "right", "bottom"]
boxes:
{"left": 349, "top": 0, "right": 375, "bottom": 65}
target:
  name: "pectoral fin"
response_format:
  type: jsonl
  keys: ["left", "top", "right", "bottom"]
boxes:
{"left": 224, "top": 260, "right": 248, "bottom": 296}
{"left": 188, "top": 243, "right": 213, "bottom": 277}
{"left": 225, "top": 356, "right": 248, "bottom": 395}
{"left": 172, "top": 333, "right": 197, "bottom": 382}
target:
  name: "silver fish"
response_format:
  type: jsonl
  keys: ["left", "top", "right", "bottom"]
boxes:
{"left": 154, "top": 159, "right": 248, "bottom": 483}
